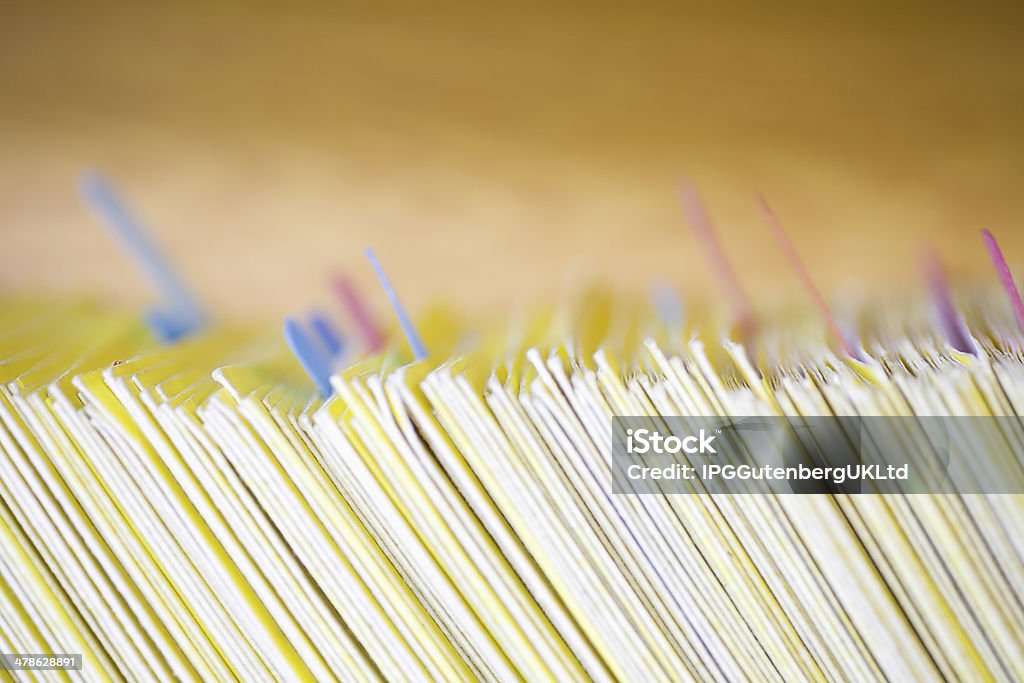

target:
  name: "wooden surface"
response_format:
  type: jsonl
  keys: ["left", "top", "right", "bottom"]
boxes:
{"left": 1, "top": 0, "right": 1022, "bottom": 320}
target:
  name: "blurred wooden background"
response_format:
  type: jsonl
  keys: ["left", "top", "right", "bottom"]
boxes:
{"left": 1, "top": 0, "right": 1022, "bottom": 319}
